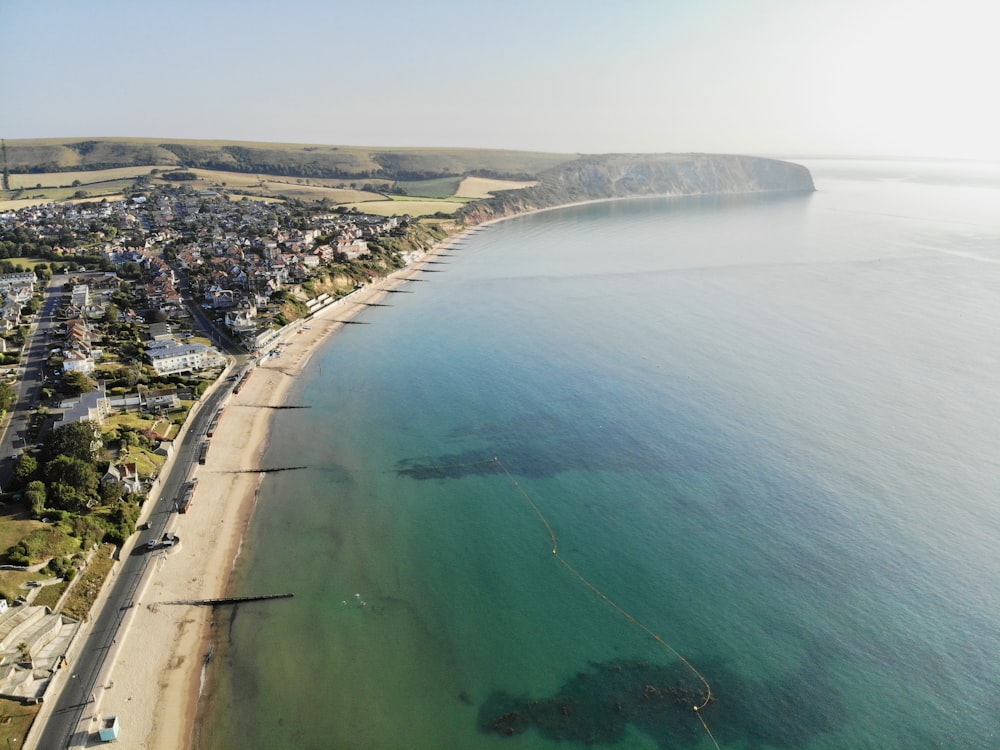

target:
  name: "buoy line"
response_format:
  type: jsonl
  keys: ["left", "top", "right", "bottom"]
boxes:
{"left": 406, "top": 454, "right": 721, "bottom": 748}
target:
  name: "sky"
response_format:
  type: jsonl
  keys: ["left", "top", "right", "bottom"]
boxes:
{"left": 2, "top": 0, "right": 998, "bottom": 160}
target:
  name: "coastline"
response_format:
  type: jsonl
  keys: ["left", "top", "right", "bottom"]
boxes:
{"left": 78, "top": 187, "right": 807, "bottom": 747}
{"left": 86, "top": 220, "right": 485, "bottom": 749}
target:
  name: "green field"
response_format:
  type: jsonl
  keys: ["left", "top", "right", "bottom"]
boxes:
{"left": 397, "top": 176, "right": 463, "bottom": 199}
{"left": 8, "top": 166, "right": 158, "bottom": 189}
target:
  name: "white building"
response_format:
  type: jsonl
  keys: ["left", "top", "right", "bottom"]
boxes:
{"left": 71, "top": 284, "right": 90, "bottom": 308}
{"left": 0, "top": 272, "right": 36, "bottom": 294}
{"left": 146, "top": 341, "right": 227, "bottom": 375}
{"left": 61, "top": 349, "right": 95, "bottom": 374}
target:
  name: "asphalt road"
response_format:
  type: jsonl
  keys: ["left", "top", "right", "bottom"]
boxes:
{"left": 33, "top": 368, "right": 244, "bottom": 749}
{"left": 0, "top": 274, "right": 69, "bottom": 487}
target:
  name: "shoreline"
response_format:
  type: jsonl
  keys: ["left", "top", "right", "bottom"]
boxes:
{"left": 78, "top": 188, "right": 801, "bottom": 747}
{"left": 86, "top": 218, "right": 488, "bottom": 749}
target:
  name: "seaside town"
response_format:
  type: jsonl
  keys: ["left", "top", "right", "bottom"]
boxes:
{"left": 0, "top": 185, "right": 448, "bottom": 745}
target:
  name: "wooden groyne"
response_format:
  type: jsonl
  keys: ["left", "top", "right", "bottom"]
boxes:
{"left": 223, "top": 466, "right": 307, "bottom": 474}
{"left": 166, "top": 593, "right": 294, "bottom": 606}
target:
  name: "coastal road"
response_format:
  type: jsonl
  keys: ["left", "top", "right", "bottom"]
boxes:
{"left": 33, "top": 369, "right": 245, "bottom": 749}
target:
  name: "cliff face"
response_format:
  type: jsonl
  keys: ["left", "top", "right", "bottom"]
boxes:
{"left": 457, "top": 154, "right": 814, "bottom": 224}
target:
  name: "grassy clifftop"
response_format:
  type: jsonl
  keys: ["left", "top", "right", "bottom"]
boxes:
{"left": 3, "top": 138, "right": 575, "bottom": 180}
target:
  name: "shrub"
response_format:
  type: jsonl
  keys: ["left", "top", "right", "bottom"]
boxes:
{"left": 47, "top": 556, "right": 76, "bottom": 581}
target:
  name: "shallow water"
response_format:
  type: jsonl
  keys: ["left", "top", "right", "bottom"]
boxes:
{"left": 196, "top": 159, "right": 1000, "bottom": 749}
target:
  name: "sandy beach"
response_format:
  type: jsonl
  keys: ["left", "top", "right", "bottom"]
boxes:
{"left": 29, "top": 225, "right": 482, "bottom": 749}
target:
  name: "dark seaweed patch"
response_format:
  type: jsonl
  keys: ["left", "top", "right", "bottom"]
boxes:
{"left": 478, "top": 658, "right": 843, "bottom": 748}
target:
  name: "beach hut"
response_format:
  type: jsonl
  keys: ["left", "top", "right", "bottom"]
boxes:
{"left": 98, "top": 715, "right": 120, "bottom": 742}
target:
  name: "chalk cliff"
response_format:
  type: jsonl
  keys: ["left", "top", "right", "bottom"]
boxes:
{"left": 458, "top": 154, "right": 814, "bottom": 224}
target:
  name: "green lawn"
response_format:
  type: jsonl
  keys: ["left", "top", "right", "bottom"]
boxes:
{"left": 0, "top": 506, "right": 46, "bottom": 554}
{"left": 0, "top": 697, "right": 40, "bottom": 750}
{"left": 30, "top": 580, "right": 66, "bottom": 609}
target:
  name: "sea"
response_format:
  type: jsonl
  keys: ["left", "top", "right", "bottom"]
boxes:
{"left": 195, "top": 158, "right": 1000, "bottom": 750}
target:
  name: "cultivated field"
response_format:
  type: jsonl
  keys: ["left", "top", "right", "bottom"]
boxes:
{"left": 8, "top": 166, "right": 159, "bottom": 189}
{"left": 454, "top": 176, "right": 538, "bottom": 198}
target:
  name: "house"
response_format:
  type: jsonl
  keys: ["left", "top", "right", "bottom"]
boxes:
{"left": 6, "top": 286, "right": 34, "bottom": 306}
{"left": 61, "top": 349, "right": 95, "bottom": 374}
{"left": 224, "top": 299, "right": 257, "bottom": 332}
{"left": 0, "top": 300, "right": 21, "bottom": 327}
{"left": 0, "top": 271, "right": 36, "bottom": 294}
{"left": 101, "top": 462, "right": 142, "bottom": 495}
{"left": 143, "top": 387, "right": 180, "bottom": 411}
{"left": 147, "top": 322, "right": 174, "bottom": 341}
{"left": 204, "top": 286, "right": 235, "bottom": 309}
{"left": 70, "top": 285, "right": 90, "bottom": 308}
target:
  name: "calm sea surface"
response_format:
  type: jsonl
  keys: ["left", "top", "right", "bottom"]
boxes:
{"left": 196, "top": 159, "right": 1000, "bottom": 749}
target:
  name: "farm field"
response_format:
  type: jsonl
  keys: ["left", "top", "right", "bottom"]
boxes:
{"left": 397, "top": 176, "right": 462, "bottom": 199}
{"left": 455, "top": 175, "right": 537, "bottom": 198}
{"left": 8, "top": 166, "right": 158, "bottom": 189}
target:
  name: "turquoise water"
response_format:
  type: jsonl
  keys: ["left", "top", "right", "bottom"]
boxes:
{"left": 196, "top": 160, "right": 1000, "bottom": 749}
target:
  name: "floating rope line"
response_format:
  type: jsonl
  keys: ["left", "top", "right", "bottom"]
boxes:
{"left": 490, "top": 456, "right": 720, "bottom": 750}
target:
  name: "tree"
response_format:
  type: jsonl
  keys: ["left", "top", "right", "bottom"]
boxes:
{"left": 25, "top": 480, "right": 47, "bottom": 516}
{"left": 60, "top": 370, "right": 94, "bottom": 396}
{"left": 43, "top": 455, "right": 100, "bottom": 499}
{"left": 43, "top": 420, "right": 102, "bottom": 463}
{"left": 47, "top": 482, "right": 88, "bottom": 513}
{"left": 14, "top": 453, "right": 38, "bottom": 486}
{"left": 0, "top": 380, "right": 14, "bottom": 413}
{"left": 99, "top": 479, "right": 125, "bottom": 505}
{"left": 120, "top": 260, "right": 142, "bottom": 279}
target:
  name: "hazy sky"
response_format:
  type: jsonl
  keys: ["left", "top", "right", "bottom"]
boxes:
{"left": 2, "top": 0, "right": 998, "bottom": 159}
